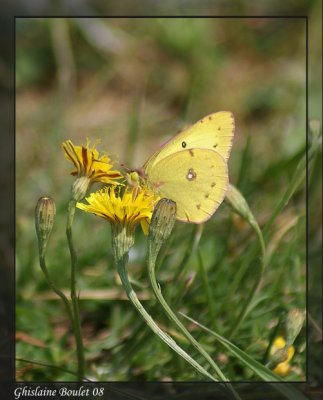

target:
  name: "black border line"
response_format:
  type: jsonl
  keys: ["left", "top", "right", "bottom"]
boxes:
{"left": 13, "top": 12, "right": 310, "bottom": 387}
{"left": 305, "top": 15, "right": 309, "bottom": 383}
{"left": 14, "top": 15, "right": 308, "bottom": 18}
{"left": 0, "top": 9, "right": 319, "bottom": 400}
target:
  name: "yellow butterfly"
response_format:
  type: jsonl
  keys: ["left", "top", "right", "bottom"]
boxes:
{"left": 141, "top": 111, "right": 235, "bottom": 224}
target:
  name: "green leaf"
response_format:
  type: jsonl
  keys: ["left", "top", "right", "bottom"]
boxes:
{"left": 180, "top": 313, "right": 309, "bottom": 400}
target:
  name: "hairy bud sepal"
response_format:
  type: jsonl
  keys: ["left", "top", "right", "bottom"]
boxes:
{"left": 148, "top": 198, "right": 177, "bottom": 262}
{"left": 35, "top": 196, "right": 56, "bottom": 256}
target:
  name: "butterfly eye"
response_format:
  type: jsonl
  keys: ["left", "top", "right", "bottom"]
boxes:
{"left": 182, "top": 141, "right": 187, "bottom": 148}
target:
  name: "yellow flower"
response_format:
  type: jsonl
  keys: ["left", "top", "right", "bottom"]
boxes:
{"left": 62, "top": 140, "right": 123, "bottom": 200}
{"left": 76, "top": 186, "right": 158, "bottom": 236}
{"left": 62, "top": 139, "right": 123, "bottom": 183}
{"left": 270, "top": 336, "right": 295, "bottom": 376}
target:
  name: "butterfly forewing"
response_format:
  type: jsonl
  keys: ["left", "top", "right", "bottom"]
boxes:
{"left": 144, "top": 111, "right": 234, "bottom": 175}
{"left": 147, "top": 148, "right": 228, "bottom": 223}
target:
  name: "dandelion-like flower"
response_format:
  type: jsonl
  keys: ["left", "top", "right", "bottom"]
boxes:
{"left": 62, "top": 140, "right": 123, "bottom": 200}
{"left": 77, "top": 185, "right": 159, "bottom": 260}
{"left": 77, "top": 186, "right": 157, "bottom": 234}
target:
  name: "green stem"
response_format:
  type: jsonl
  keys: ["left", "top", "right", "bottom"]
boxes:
{"left": 115, "top": 252, "right": 217, "bottom": 382}
{"left": 147, "top": 246, "right": 242, "bottom": 400}
{"left": 66, "top": 199, "right": 85, "bottom": 381}
{"left": 228, "top": 223, "right": 266, "bottom": 340}
{"left": 197, "top": 248, "right": 217, "bottom": 330}
{"left": 262, "top": 144, "right": 313, "bottom": 237}
{"left": 38, "top": 249, "right": 74, "bottom": 325}
{"left": 172, "top": 225, "right": 202, "bottom": 307}
{"left": 16, "top": 357, "right": 82, "bottom": 380}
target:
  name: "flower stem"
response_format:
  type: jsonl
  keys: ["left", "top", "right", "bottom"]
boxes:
{"left": 38, "top": 250, "right": 74, "bottom": 326}
{"left": 147, "top": 245, "right": 242, "bottom": 400}
{"left": 228, "top": 223, "right": 266, "bottom": 340}
{"left": 225, "top": 184, "right": 267, "bottom": 340}
{"left": 115, "top": 252, "right": 217, "bottom": 382}
{"left": 66, "top": 199, "right": 85, "bottom": 381}
{"left": 197, "top": 248, "right": 218, "bottom": 330}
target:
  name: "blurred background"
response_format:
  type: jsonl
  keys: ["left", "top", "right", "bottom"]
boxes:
{"left": 16, "top": 14, "right": 321, "bottom": 382}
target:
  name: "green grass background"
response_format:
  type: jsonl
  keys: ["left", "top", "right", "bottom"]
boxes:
{"left": 16, "top": 14, "right": 321, "bottom": 382}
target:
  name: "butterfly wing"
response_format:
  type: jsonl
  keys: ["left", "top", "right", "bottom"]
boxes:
{"left": 144, "top": 111, "right": 234, "bottom": 175}
{"left": 147, "top": 148, "right": 228, "bottom": 223}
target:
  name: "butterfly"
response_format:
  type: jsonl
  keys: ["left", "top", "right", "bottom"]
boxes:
{"left": 140, "top": 111, "right": 235, "bottom": 224}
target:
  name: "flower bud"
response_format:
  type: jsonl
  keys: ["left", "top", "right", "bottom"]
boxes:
{"left": 225, "top": 184, "right": 258, "bottom": 230}
{"left": 271, "top": 346, "right": 289, "bottom": 366}
{"left": 35, "top": 196, "right": 56, "bottom": 254}
{"left": 286, "top": 308, "right": 305, "bottom": 346}
{"left": 269, "top": 336, "right": 295, "bottom": 376}
{"left": 148, "top": 198, "right": 177, "bottom": 258}
{"left": 149, "top": 198, "right": 177, "bottom": 242}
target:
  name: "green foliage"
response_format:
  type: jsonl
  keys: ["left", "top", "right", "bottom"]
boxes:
{"left": 16, "top": 16, "right": 320, "bottom": 382}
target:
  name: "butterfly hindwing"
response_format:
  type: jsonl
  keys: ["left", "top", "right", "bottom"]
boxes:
{"left": 147, "top": 148, "right": 228, "bottom": 223}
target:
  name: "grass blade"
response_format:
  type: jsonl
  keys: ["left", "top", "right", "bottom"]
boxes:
{"left": 180, "top": 313, "right": 309, "bottom": 400}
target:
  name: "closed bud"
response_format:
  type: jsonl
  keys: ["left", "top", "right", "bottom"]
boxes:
{"left": 225, "top": 184, "right": 258, "bottom": 229}
{"left": 286, "top": 308, "right": 305, "bottom": 346}
{"left": 269, "top": 336, "right": 295, "bottom": 376}
{"left": 35, "top": 196, "right": 56, "bottom": 254}
{"left": 270, "top": 346, "right": 289, "bottom": 366}
{"left": 148, "top": 198, "right": 176, "bottom": 259}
